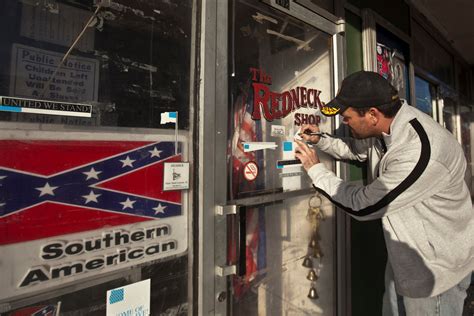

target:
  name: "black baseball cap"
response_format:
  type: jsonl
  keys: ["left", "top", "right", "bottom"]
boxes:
{"left": 321, "top": 71, "right": 400, "bottom": 116}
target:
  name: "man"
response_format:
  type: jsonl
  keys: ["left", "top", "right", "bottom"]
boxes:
{"left": 295, "top": 71, "right": 473, "bottom": 315}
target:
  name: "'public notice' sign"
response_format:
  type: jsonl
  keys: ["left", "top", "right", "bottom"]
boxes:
{"left": 10, "top": 43, "right": 99, "bottom": 103}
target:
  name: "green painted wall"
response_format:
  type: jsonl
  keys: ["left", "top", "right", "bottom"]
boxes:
{"left": 345, "top": 10, "right": 366, "bottom": 183}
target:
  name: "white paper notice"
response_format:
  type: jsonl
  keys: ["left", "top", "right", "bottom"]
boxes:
{"left": 106, "top": 279, "right": 150, "bottom": 316}
{"left": 163, "top": 162, "right": 190, "bottom": 191}
{"left": 271, "top": 125, "right": 286, "bottom": 137}
{"left": 242, "top": 142, "right": 278, "bottom": 152}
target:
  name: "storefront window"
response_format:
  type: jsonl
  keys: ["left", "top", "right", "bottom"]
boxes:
{"left": 414, "top": 76, "right": 435, "bottom": 117}
{"left": 0, "top": 1, "right": 194, "bottom": 314}
{"left": 376, "top": 25, "right": 410, "bottom": 102}
{"left": 0, "top": 0, "right": 192, "bottom": 129}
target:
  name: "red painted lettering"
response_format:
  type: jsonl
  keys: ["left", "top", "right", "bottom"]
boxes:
{"left": 249, "top": 68, "right": 259, "bottom": 81}
{"left": 294, "top": 113, "right": 322, "bottom": 126}
{"left": 301, "top": 114, "right": 308, "bottom": 125}
{"left": 290, "top": 88, "right": 300, "bottom": 111}
{"left": 307, "top": 89, "right": 314, "bottom": 107}
{"left": 300, "top": 87, "right": 307, "bottom": 107}
{"left": 294, "top": 113, "right": 301, "bottom": 125}
{"left": 281, "top": 91, "right": 292, "bottom": 117}
{"left": 252, "top": 82, "right": 272, "bottom": 120}
{"left": 248, "top": 66, "right": 326, "bottom": 121}
{"left": 270, "top": 92, "right": 282, "bottom": 119}
{"left": 313, "top": 89, "right": 323, "bottom": 109}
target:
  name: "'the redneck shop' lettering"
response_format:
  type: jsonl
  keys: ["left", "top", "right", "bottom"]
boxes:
{"left": 249, "top": 68, "right": 325, "bottom": 121}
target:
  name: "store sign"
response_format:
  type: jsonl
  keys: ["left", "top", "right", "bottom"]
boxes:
{"left": 249, "top": 68, "right": 324, "bottom": 126}
{"left": 19, "top": 226, "right": 175, "bottom": 288}
{"left": 0, "top": 139, "right": 187, "bottom": 300}
{"left": 0, "top": 96, "right": 92, "bottom": 118}
{"left": 10, "top": 43, "right": 99, "bottom": 102}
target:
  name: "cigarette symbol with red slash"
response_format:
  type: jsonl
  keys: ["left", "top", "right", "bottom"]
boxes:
{"left": 243, "top": 161, "right": 259, "bottom": 181}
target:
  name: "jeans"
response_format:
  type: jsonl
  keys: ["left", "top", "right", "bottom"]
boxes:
{"left": 382, "top": 262, "right": 472, "bottom": 316}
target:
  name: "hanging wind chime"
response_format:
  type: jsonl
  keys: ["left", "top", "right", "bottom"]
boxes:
{"left": 302, "top": 193, "right": 325, "bottom": 300}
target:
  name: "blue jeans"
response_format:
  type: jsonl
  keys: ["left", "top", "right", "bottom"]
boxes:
{"left": 382, "top": 262, "right": 472, "bottom": 316}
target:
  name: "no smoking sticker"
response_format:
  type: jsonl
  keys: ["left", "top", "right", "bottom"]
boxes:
{"left": 243, "top": 161, "right": 259, "bottom": 181}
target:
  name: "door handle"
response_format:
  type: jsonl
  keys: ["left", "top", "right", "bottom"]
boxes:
{"left": 215, "top": 204, "right": 246, "bottom": 277}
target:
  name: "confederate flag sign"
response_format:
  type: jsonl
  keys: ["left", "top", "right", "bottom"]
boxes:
{"left": 0, "top": 140, "right": 182, "bottom": 245}
{"left": 0, "top": 137, "right": 188, "bottom": 301}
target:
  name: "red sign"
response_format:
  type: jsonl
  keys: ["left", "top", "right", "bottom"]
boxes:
{"left": 249, "top": 67, "right": 325, "bottom": 124}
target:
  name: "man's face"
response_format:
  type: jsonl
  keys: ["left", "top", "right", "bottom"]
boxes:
{"left": 340, "top": 107, "right": 374, "bottom": 139}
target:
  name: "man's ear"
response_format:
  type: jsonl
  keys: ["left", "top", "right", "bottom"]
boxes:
{"left": 369, "top": 107, "right": 379, "bottom": 124}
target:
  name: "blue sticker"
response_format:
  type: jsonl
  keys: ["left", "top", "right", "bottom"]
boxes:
{"left": 169, "top": 112, "right": 177, "bottom": 118}
{"left": 0, "top": 105, "right": 21, "bottom": 112}
{"left": 283, "top": 141, "right": 293, "bottom": 152}
{"left": 109, "top": 288, "right": 124, "bottom": 304}
{"left": 244, "top": 144, "right": 249, "bottom": 149}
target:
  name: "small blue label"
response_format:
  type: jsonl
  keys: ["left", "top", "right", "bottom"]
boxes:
{"left": 169, "top": 112, "right": 177, "bottom": 118}
{"left": 283, "top": 141, "right": 293, "bottom": 152}
{"left": 0, "top": 105, "right": 21, "bottom": 112}
{"left": 244, "top": 144, "right": 249, "bottom": 149}
{"left": 109, "top": 288, "right": 124, "bottom": 304}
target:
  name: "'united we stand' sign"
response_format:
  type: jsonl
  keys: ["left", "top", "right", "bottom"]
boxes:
{"left": 0, "top": 132, "right": 188, "bottom": 300}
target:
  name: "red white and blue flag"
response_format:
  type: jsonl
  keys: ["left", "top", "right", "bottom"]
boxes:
{"left": 0, "top": 140, "right": 182, "bottom": 245}
{"left": 9, "top": 303, "right": 57, "bottom": 316}
{"left": 230, "top": 81, "right": 266, "bottom": 297}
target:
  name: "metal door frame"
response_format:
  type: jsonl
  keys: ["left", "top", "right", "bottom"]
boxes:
{"left": 197, "top": 1, "right": 346, "bottom": 314}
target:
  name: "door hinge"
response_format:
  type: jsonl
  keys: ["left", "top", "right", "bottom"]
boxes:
{"left": 215, "top": 264, "right": 237, "bottom": 277}
{"left": 216, "top": 204, "right": 238, "bottom": 216}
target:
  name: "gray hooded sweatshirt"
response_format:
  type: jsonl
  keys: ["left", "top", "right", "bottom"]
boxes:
{"left": 308, "top": 102, "right": 473, "bottom": 298}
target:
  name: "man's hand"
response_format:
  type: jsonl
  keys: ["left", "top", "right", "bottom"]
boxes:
{"left": 299, "top": 124, "right": 322, "bottom": 144}
{"left": 295, "top": 139, "right": 320, "bottom": 171}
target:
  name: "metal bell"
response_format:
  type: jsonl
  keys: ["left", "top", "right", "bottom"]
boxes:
{"left": 302, "top": 256, "right": 313, "bottom": 268}
{"left": 306, "top": 268, "right": 318, "bottom": 281}
{"left": 307, "top": 285, "right": 319, "bottom": 299}
{"left": 311, "top": 244, "right": 323, "bottom": 258}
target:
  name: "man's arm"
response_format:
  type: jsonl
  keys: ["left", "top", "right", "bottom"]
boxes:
{"left": 306, "top": 145, "right": 451, "bottom": 221}
{"left": 299, "top": 124, "right": 371, "bottom": 162}
{"left": 315, "top": 136, "right": 372, "bottom": 162}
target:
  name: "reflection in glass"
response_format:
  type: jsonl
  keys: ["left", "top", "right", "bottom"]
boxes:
{"left": 0, "top": 0, "right": 192, "bottom": 129}
{"left": 414, "top": 76, "right": 434, "bottom": 117}
{"left": 459, "top": 104, "right": 472, "bottom": 194}
{"left": 442, "top": 98, "right": 456, "bottom": 135}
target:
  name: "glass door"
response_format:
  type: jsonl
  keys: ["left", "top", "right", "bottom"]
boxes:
{"left": 214, "top": 1, "right": 344, "bottom": 315}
